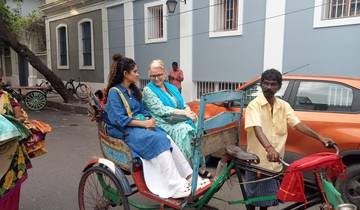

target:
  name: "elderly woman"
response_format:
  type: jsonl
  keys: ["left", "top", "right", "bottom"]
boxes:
{"left": 104, "top": 54, "right": 209, "bottom": 199}
{"left": 142, "top": 60, "right": 211, "bottom": 178}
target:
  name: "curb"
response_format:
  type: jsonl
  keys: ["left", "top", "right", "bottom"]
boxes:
{"left": 46, "top": 100, "right": 88, "bottom": 114}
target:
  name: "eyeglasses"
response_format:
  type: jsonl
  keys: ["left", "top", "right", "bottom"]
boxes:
{"left": 149, "top": 73, "right": 164, "bottom": 79}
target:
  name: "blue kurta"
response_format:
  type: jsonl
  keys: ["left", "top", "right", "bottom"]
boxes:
{"left": 104, "top": 84, "right": 171, "bottom": 160}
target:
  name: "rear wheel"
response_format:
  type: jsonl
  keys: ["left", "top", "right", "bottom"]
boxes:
{"left": 65, "top": 82, "right": 75, "bottom": 94}
{"left": 76, "top": 84, "right": 88, "bottom": 100}
{"left": 336, "top": 164, "right": 360, "bottom": 207}
{"left": 24, "top": 90, "right": 47, "bottom": 111}
{"left": 78, "top": 166, "right": 130, "bottom": 210}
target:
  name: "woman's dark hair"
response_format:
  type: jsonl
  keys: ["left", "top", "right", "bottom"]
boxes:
{"left": 106, "top": 54, "right": 142, "bottom": 100}
{"left": 261, "top": 68, "right": 282, "bottom": 87}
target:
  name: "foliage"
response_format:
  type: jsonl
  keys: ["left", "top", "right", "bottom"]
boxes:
{"left": 0, "top": 0, "right": 43, "bottom": 35}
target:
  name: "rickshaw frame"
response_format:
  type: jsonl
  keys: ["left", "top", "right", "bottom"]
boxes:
{"left": 78, "top": 89, "right": 342, "bottom": 210}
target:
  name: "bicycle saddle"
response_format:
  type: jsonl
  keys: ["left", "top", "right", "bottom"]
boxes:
{"left": 226, "top": 145, "right": 260, "bottom": 164}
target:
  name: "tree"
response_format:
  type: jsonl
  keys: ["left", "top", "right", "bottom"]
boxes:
{"left": 0, "top": 0, "right": 77, "bottom": 103}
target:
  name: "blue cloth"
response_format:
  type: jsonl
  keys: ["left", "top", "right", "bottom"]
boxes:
{"left": 104, "top": 84, "right": 171, "bottom": 160}
{"left": 147, "top": 82, "right": 194, "bottom": 127}
{"left": 147, "top": 82, "right": 185, "bottom": 109}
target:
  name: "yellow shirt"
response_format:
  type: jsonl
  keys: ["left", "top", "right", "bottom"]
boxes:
{"left": 245, "top": 94, "right": 300, "bottom": 172}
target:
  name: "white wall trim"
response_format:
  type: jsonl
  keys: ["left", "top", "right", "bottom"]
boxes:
{"left": 102, "top": 8, "right": 110, "bottom": 84}
{"left": 106, "top": 0, "right": 126, "bottom": 8}
{"left": 46, "top": 2, "right": 105, "bottom": 22}
{"left": 313, "top": 0, "right": 360, "bottom": 28}
{"left": 209, "top": 0, "right": 244, "bottom": 38}
{"left": 263, "top": 0, "right": 285, "bottom": 72}
{"left": 144, "top": 0, "right": 168, "bottom": 44}
{"left": 124, "top": 0, "right": 135, "bottom": 59}
{"left": 55, "top": 23, "right": 69, "bottom": 70}
{"left": 78, "top": 18, "right": 96, "bottom": 70}
{"left": 180, "top": 0, "right": 194, "bottom": 101}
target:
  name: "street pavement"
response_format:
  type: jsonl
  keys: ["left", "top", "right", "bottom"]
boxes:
{"left": 19, "top": 108, "right": 312, "bottom": 210}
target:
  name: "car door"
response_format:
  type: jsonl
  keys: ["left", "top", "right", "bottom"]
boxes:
{"left": 286, "top": 80, "right": 360, "bottom": 156}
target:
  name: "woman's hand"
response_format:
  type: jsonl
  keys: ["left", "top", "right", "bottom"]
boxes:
{"left": 184, "top": 110, "right": 197, "bottom": 122}
{"left": 143, "top": 119, "right": 156, "bottom": 129}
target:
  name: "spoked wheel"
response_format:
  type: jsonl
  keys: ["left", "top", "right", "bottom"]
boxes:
{"left": 24, "top": 90, "right": 47, "bottom": 111}
{"left": 65, "top": 82, "right": 75, "bottom": 95}
{"left": 76, "top": 84, "right": 88, "bottom": 100}
{"left": 78, "top": 166, "right": 130, "bottom": 210}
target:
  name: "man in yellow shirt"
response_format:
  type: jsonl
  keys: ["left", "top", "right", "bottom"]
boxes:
{"left": 244, "top": 69, "right": 333, "bottom": 210}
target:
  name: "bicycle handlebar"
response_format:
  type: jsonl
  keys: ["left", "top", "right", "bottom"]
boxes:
{"left": 279, "top": 143, "right": 339, "bottom": 167}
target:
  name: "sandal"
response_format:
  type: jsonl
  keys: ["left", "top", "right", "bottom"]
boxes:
{"left": 172, "top": 182, "right": 191, "bottom": 199}
{"left": 199, "top": 169, "right": 213, "bottom": 179}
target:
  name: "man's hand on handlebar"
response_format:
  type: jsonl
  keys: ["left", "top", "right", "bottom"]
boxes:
{"left": 320, "top": 137, "right": 336, "bottom": 148}
{"left": 266, "top": 146, "right": 280, "bottom": 162}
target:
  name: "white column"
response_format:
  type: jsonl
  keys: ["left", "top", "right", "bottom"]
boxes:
{"left": 124, "top": 0, "right": 135, "bottom": 59}
{"left": 180, "top": 0, "right": 194, "bottom": 102}
{"left": 1, "top": 48, "right": 6, "bottom": 81}
{"left": 45, "top": 18, "right": 52, "bottom": 69}
{"left": 10, "top": 48, "right": 19, "bottom": 86}
{"left": 102, "top": 7, "right": 110, "bottom": 84}
{"left": 27, "top": 40, "right": 37, "bottom": 86}
{"left": 263, "top": 0, "right": 286, "bottom": 72}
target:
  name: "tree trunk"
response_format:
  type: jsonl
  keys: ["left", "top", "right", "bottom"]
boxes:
{"left": 0, "top": 17, "right": 77, "bottom": 103}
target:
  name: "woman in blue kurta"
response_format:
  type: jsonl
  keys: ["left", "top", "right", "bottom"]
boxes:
{"left": 104, "top": 54, "right": 200, "bottom": 198}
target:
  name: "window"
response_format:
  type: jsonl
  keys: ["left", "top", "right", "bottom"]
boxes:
{"left": 314, "top": 0, "right": 360, "bottom": 27}
{"left": 243, "top": 81, "right": 289, "bottom": 105}
{"left": 209, "top": 0, "right": 243, "bottom": 37}
{"left": 324, "top": 0, "right": 360, "bottom": 19}
{"left": 78, "top": 19, "right": 95, "bottom": 69}
{"left": 144, "top": 1, "right": 167, "bottom": 43}
{"left": 56, "top": 24, "right": 69, "bottom": 69}
{"left": 294, "top": 81, "right": 353, "bottom": 112}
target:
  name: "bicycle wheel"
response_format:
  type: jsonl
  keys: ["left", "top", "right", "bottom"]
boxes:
{"left": 76, "top": 84, "right": 88, "bottom": 100}
{"left": 24, "top": 90, "right": 47, "bottom": 111}
{"left": 78, "top": 166, "right": 130, "bottom": 210}
{"left": 65, "top": 82, "right": 75, "bottom": 94}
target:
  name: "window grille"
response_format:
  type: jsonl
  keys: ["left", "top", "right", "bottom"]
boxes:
{"left": 324, "top": 0, "right": 360, "bottom": 19}
{"left": 81, "top": 21, "right": 92, "bottom": 66}
{"left": 196, "top": 81, "right": 242, "bottom": 99}
{"left": 147, "top": 5, "right": 163, "bottom": 39}
{"left": 58, "top": 26, "right": 67, "bottom": 66}
{"left": 213, "top": 0, "right": 238, "bottom": 32}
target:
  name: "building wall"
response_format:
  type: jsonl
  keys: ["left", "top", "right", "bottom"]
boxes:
{"left": 133, "top": 0, "right": 180, "bottom": 79}
{"left": 283, "top": 0, "right": 360, "bottom": 76}
{"left": 107, "top": 4, "right": 126, "bottom": 64}
{"left": 193, "top": 0, "right": 266, "bottom": 82}
{"left": 49, "top": 10, "right": 104, "bottom": 83}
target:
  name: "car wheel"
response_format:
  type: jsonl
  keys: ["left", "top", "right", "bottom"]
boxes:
{"left": 335, "top": 164, "right": 360, "bottom": 207}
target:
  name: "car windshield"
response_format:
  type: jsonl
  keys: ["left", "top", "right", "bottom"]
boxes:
{"left": 232, "top": 80, "right": 289, "bottom": 107}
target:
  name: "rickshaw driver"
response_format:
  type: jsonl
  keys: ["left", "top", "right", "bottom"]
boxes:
{"left": 244, "top": 69, "right": 334, "bottom": 210}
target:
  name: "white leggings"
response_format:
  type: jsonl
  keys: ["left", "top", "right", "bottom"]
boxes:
{"left": 141, "top": 136, "right": 193, "bottom": 198}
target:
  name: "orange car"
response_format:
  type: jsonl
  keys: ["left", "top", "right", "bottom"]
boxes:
{"left": 188, "top": 74, "right": 360, "bottom": 206}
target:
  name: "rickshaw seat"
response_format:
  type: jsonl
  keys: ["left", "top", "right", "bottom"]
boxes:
{"left": 226, "top": 145, "right": 260, "bottom": 164}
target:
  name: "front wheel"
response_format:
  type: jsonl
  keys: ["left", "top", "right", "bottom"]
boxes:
{"left": 336, "top": 164, "right": 360, "bottom": 207}
{"left": 24, "top": 90, "right": 47, "bottom": 111}
{"left": 78, "top": 166, "right": 130, "bottom": 210}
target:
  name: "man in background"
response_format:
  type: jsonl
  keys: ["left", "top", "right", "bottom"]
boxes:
{"left": 168, "top": 62, "right": 184, "bottom": 93}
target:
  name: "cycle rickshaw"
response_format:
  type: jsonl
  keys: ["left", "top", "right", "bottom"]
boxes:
{"left": 78, "top": 90, "right": 355, "bottom": 210}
